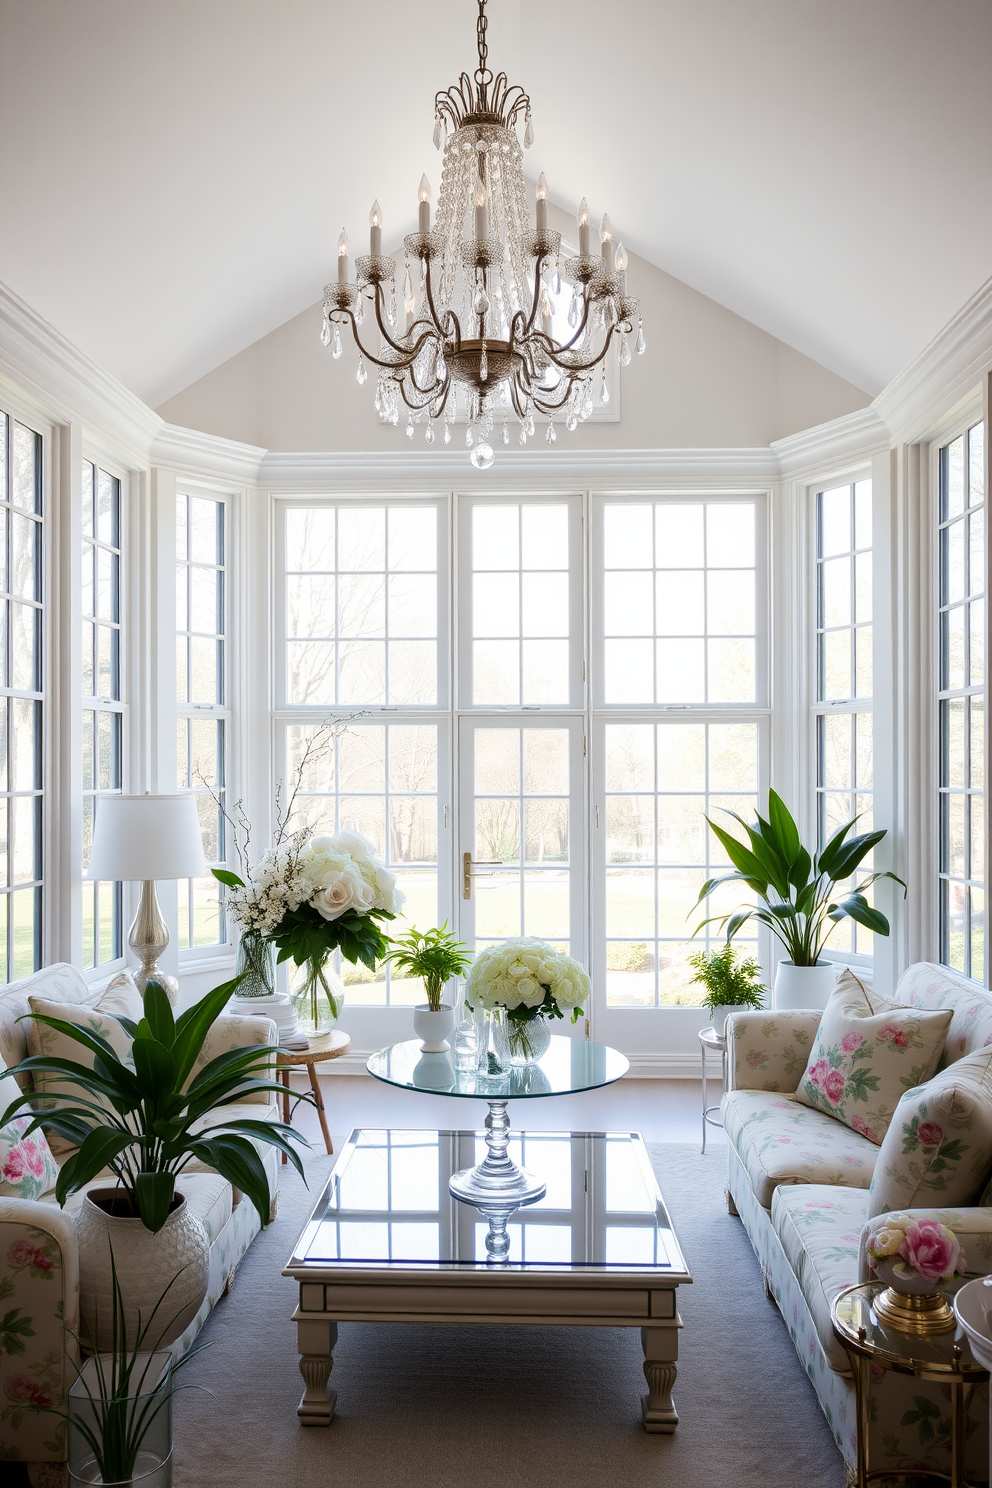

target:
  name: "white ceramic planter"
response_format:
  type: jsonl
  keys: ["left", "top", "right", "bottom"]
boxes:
{"left": 710, "top": 1005, "right": 735, "bottom": 1037}
{"left": 75, "top": 1189, "right": 210, "bottom": 1350}
{"left": 953, "top": 1278, "right": 992, "bottom": 1370}
{"left": 413, "top": 1003, "right": 456, "bottom": 1052}
{"left": 774, "top": 960, "right": 836, "bottom": 1011}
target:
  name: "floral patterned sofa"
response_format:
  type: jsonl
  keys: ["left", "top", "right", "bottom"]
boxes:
{"left": 0, "top": 963, "right": 281, "bottom": 1485}
{"left": 724, "top": 961, "right": 992, "bottom": 1484}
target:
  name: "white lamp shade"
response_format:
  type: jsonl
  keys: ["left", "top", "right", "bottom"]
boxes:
{"left": 86, "top": 794, "right": 208, "bottom": 882}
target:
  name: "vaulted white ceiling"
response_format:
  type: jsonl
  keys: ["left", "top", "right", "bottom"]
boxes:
{"left": 1, "top": 0, "right": 990, "bottom": 410}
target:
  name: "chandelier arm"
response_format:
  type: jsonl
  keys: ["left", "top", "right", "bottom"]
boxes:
{"left": 506, "top": 306, "right": 529, "bottom": 352}
{"left": 397, "top": 380, "right": 440, "bottom": 414}
{"left": 371, "top": 284, "right": 418, "bottom": 359}
{"left": 521, "top": 257, "right": 545, "bottom": 338}
{"left": 550, "top": 290, "right": 595, "bottom": 355}
{"left": 508, "top": 378, "right": 529, "bottom": 420}
{"left": 423, "top": 258, "right": 461, "bottom": 354}
{"left": 543, "top": 325, "right": 621, "bottom": 375}
{"left": 532, "top": 380, "right": 577, "bottom": 414}
{"left": 332, "top": 311, "right": 420, "bottom": 373}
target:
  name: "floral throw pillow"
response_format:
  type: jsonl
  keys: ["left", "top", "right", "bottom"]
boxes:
{"left": 27, "top": 993, "right": 136, "bottom": 1154}
{"left": 794, "top": 970, "right": 952, "bottom": 1144}
{"left": 867, "top": 1048, "right": 992, "bottom": 1217}
{"left": 0, "top": 1068, "right": 59, "bottom": 1200}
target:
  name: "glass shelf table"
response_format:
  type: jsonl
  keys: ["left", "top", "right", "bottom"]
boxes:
{"left": 367, "top": 1036, "right": 629, "bottom": 1252}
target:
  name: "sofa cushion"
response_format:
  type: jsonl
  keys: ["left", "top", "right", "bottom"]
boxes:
{"left": 867, "top": 1048, "right": 992, "bottom": 1218}
{"left": 896, "top": 962, "right": 992, "bottom": 1067}
{"left": 182, "top": 1100, "right": 282, "bottom": 1192}
{"left": 27, "top": 991, "right": 138, "bottom": 1154}
{"left": 0, "top": 963, "right": 91, "bottom": 1082}
{"left": 795, "top": 970, "right": 952, "bottom": 1144}
{"left": 771, "top": 1183, "right": 868, "bottom": 1372}
{"left": 723, "top": 1089, "right": 878, "bottom": 1208}
{"left": 56, "top": 1171, "right": 234, "bottom": 1245}
{"left": 0, "top": 1067, "right": 59, "bottom": 1200}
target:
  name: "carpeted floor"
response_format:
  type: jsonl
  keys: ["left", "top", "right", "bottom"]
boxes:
{"left": 169, "top": 1140, "right": 846, "bottom": 1488}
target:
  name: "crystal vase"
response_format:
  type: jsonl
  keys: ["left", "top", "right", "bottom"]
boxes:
{"left": 293, "top": 955, "right": 345, "bottom": 1037}
{"left": 234, "top": 931, "right": 276, "bottom": 999}
{"left": 505, "top": 1010, "right": 553, "bottom": 1066}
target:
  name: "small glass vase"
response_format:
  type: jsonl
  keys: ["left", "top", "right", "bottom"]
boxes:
{"left": 478, "top": 1008, "right": 510, "bottom": 1076}
{"left": 69, "top": 1352, "right": 173, "bottom": 1487}
{"left": 234, "top": 930, "right": 276, "bottom": 999}
{"left": 293, "top": 955, "right": 345, "bottom": 1037}
{"left": 505, "top": 1010, "right": 554, "bottom": 1066}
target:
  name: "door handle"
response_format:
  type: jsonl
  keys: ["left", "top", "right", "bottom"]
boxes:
{"left": 463, "top": 852, "right": 503, "bottom": 900}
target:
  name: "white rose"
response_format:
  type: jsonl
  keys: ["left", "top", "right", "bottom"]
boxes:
{"left": 311, "top": 868, "right": 374, "bottom": 922}
{"left": 332, "top": 829, "right": 378, "bottom": 868}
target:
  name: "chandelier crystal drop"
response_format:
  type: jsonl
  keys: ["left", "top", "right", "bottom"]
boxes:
{"left": 320, "top": 0, "right": 643, "bottom": 465}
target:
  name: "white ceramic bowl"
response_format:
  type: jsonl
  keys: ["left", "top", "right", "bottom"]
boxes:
{"left": 952, "top": 1277, "right": 992, "bottom": 1371}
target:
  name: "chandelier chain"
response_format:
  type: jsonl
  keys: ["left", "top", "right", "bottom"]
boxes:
{"left": 475, "top": 0, "right": 492, "bottom": 91}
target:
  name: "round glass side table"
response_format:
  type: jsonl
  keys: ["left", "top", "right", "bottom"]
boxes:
{"left": 367, "top": 1036, "right": 629, "bottom": 1258}
{"left": 832, "top": 1281, "right": 989, "bottom": 1488}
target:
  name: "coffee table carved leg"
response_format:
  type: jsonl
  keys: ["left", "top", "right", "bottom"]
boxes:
{"left": 297, "top": 1318, "right": 337, "bottom": 1425}
{"left": 308, "top": 1062, "right": 334, "bottom": 1155}
{"left": 641, "top": 1323, "right": 679, "bottom": 1432}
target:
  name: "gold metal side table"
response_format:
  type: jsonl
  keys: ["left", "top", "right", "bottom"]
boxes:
{"left": 275, "top": 1031, "right": 351, "bottom": 1160}
{"left": 832, "top": 1281, "right": 988, "bottom": 1488}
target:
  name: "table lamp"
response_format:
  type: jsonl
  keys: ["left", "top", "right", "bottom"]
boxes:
{"left": 86, "top": 793, "right": 207, "bottom": 1006}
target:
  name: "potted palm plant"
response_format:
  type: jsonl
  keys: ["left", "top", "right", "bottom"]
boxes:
{"left": 687, "top": 944, "right": 766, "bottom": 1035}
{"left": 1, "top": 977, "right": 309, "bottom": 1349}
{"left": 385, "top": 924, "right": 473, "bottom": 1052}
{"left": 693, "top": 790, "right": 906, "bottom": 1010}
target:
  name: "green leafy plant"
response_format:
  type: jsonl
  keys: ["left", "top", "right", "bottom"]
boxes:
{"left": 50, "top": 1247, "right": 209, "bottom": 1485}
{"left": 687, "top": 944, "right": 766, "bottom": 1014}
{"left": 1, "top": 977, "right": 309, "bottom": 1232}
{"left": 385, "top": 923, "right": 473, "bottom": 1011}
{"left": 693, "top": 789, "right": 906, "bottom": 966}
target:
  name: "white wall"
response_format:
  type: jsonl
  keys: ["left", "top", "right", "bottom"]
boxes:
{"left": 157, "top": 232, "right": 870, "bottom": 452}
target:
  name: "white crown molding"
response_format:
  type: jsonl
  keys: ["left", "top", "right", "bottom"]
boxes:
{"left": 150, "top": 423, "right": 266, "bottom": 484}
{"left": 875, "top": 273, "right": 992, "bottom": 442}
{"left": 771, "top": 405, "right": 889, "bottom": 481}
{"left": 257, "top": 445, "right": 781, "bottom": 491}
{"left": 0, "top": 277, "right": 163, "bottom": 467}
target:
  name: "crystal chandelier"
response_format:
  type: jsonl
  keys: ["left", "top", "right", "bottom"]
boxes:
{"left": 321, "top": 0, "right": 645, "bottom": 467}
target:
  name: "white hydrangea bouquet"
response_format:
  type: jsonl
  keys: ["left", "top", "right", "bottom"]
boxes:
{"left": 464, "top": 937, "right": 590, "bottom": 1063}
{"left": 216, "top": 829, "right": 402, "bottom": 1028}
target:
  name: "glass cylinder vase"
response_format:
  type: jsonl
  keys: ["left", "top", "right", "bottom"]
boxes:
{"left": 68, "top": 1352, "right": 173, "bottom": 1487}
{"left": 293, "top": 954, "right": 346, "bottom": 1037}
{"left": 234, "top": 930, "right": 276, "bottom": 999}
{"left": 478, "top": 1007, "right": 510, "bottom": 1076}
{"left": 505, "top": 1010, "right": 554, "bottom": 1066}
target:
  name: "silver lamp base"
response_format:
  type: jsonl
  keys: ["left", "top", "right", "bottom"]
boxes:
{"left": 129, "top": 880, "right": 179, "bottom": 1008}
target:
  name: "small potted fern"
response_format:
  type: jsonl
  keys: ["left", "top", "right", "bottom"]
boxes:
{"left": 386, "top": 924, "right": 472, "bottom": 1052}
{"left": 687, "top": 944, "right": 766, "bottom": 1036}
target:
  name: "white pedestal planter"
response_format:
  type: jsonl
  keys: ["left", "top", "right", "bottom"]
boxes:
{"left": 774, "top": 960, "right": 837, "bottom": 1011}
{"left": 413, "top": 1004, "right": 456, "bottom": 1052}
{"left": 75, "top": 1190, "right": 210, "bottom": 1350}
{"left": 709, "top": 1005, "right": 735, "bottom": 1037}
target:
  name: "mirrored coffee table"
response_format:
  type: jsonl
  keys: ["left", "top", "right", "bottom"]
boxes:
{"left": 284, "top": 1127, "right": 692, "bottom": 1433}
{"left": 367, "top": 1036, "right": 629, "bottom": 1251}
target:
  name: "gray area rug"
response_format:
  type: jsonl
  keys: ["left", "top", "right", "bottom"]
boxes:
{"left": 172, "top": 1141, "right": 846, "bottom": 1488}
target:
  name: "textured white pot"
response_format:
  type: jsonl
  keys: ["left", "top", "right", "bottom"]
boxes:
{"left": 413, "top": 1003, "right": 456, "bottom": 1052}
{"left": 774, "top": 960, "right": 836, "bottom": 1011}
{"left": 710, "top": 1005, "right": 735, "bottom": 1037}
{"left": 75, "top": 1189, "right": 210, "bottom": 1350}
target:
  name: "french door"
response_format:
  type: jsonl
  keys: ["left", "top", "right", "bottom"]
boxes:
{"left": 457, "top": 715, "right": 587, "bottom": 1039}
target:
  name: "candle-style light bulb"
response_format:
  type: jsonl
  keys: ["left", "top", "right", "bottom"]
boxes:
{"left": 419, "top": 175, "right": 431, "bottom": 203}
{"left": 577, "top": 196, "right": 590, "bottom": 257}
{"left": 615, "top": 242, "right": 628, "bottom": 289}
{"left": 474, "top": 176, "right": 488, "bottom": 243}
{"left": 338, "top": 227, "right": 349, "bottom": 285}
{"left": 600, "top": 213, "right": 614, "bottom": 271}
{"left": 418, "top": 175, "right": 431, "bottom": 233}
{"left": 369, "top": 201, "right": 381, "bottom": 256}
{"left": 536, "top": 171, "right": 549, "bottom": 233}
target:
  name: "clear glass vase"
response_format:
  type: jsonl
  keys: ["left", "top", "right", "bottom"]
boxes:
{"left": 68, "top": 1352, "right": 172, "bottom": 1487}
{"left": 234, "top": 930, "right": 276, "bottom": 999}
{"left": 293, "top": 955, "right": 345, "bottom": 1037}
{"left": 478, "top": 1008, "right": 510, "bottom": 1076}
{"left": 505, "top": 1010, "right": 554, "bottom": 1066}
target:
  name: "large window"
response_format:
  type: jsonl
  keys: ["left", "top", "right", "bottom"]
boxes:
{"left": 814, "top": 478, "right": 873, "bottom": 960}
{"left": 81, "top": 460, "right": 124, "bottom": 969}
{"left": 176, "top": 492, "right": 229, "bottom": 951}
{"left": 0, "top": 409, "right": 44, "bottom": 978}
{"left": 938, "top": 425, "right": 985, "bottom": 980}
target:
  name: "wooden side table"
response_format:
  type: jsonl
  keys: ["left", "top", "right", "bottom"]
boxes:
{"left": 276, "top": 1031, "right": 351, "bottom": 1160}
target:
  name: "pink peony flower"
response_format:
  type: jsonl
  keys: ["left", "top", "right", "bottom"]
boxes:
{"left": 31, "top": 1250, "right": 52, "bottom": 1272}
{"left": 6, "top": 1238, "right": 34, "bottom": 1267}
{"left": 878, "top": 1024, "right": 908, "bottom": 1047}
{"left": 5, "top": 1375, "right": 36, "bottom": 1403}
{"left": 823, "top": 1068, "right": 846, "bottom": 1105}
{"left": 899, "top": 1219, "right": 961, "bottom": 1281}
{"left": 29, "top": 1383, "right": 52, "bottom": 1408}
{"left": 850, "top": 1114, "right": 878, "bottom": 1142}
{"left": 916, "top": 1121, "right": 944, "bottom": 1148}
{"left": 807, "top": 1058, "right": 829, "bottom": 1089}
{"left": 22, "top": 1140, "right": 45, "bottom": 1177}
{"left": 2, "top": 1147, "right": 26, "bottom": 1182}
{"left": 841, "top": 1032, "right": 864, "bottom": 1052}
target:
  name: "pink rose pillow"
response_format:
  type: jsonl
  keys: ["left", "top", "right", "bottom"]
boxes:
{"left": 867, "top": 1048, "right": 992, "bottom": 1217}
{"left": 795, "top": 971, "right": 952, "bottom": 1144}
{"left": 0, "top": 1068, "right": 59, "bottom": 1202}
